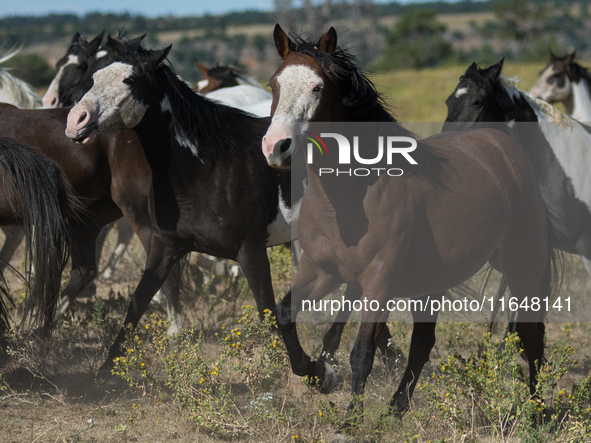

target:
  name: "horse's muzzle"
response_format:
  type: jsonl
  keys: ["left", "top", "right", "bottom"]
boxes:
{"left": 267, "top": 138, "right": 293, "bottom": 169}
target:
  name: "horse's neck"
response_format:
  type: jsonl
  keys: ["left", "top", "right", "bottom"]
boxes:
{"left": 571, "top": 80, "right": 591, "bottom": 123}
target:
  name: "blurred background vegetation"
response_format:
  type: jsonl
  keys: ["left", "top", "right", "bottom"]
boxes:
{"left": 0, "top": 0, "right": 589, "bottom": 89}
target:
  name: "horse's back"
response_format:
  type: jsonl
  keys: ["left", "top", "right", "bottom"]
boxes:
{"left": 426, "top": 128, "right": 540, "bottom": 198}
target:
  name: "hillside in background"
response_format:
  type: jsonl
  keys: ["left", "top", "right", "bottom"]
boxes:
{"left": 0, "top": 0, "right": 590, "bottom": 86}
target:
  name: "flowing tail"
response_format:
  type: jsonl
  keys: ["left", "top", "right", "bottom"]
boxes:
{"left": 0, "top": 137, "right": 81, "bottom": 333}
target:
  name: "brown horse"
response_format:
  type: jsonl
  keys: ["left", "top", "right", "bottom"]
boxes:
{"left": 0, "top": 105, "right": 187, "bottom": 331}
{"left": 261, "top": 25, "right": 561, "bottom": 437}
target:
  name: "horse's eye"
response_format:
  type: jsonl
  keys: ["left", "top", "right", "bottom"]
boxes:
{"left": 123, "top": 78, "right": 134, "bottom": 86}
{"left": 313, "top": 85, "right": 323, "bottom": 93}
{"left": 556, "top": 76, "right": 566, "bottom": 88}
{"left": 474, "top": 99, "right": 484, "bottom": 106}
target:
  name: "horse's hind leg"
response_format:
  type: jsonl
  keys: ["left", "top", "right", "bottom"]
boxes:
{"left": 387, "top": 292, "right": 442, "bottom": 415}
{"left": 56, "top": 200, "right": 123, "bottom": 317}
{"left": 0, "top": 226, "right": 25, "bottom": 271}
{"left": 498, "top": 224, "right": 549, "bottom": 395}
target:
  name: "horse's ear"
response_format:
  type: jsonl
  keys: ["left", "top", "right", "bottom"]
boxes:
{"left": 486, "top": 57, "right": 505, "bottom": 81}
{"left": 566, "top": 50, "right": 576, "bottom": 64}
{"left": 319, "top": 27, "right": 337, "bottom": 54}
{"left": 89, "top": 30, "right": 105, "bottom": 53}
{"left": 107, "top": 34, "right": 127, "bottom": 54}
{"left": 72, "top": 32, "right": 81, "bottom": 44}
{"left": 196, "top": 60, "right": 209, "bottom": 76}
{"left": 466, "top": 62, "right": 477, "bottom": 74}
{"left": 151, "top": 45, "right": 172, "bottom": 67}
{"left": 274, "top": 24, "right": 294, "bottom": 59}
{"left": 127, "top": 34, "right": 146, "bottom": 48}
{"left": 549, "top": 50, "right": 557, "bottom": 61}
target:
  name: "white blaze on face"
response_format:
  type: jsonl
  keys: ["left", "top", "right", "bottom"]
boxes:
{"left": 454, "top": 86, "right": 468, "bottom": 98}
{"left": 262, "top": 65, "right": 324, "bottom": 158}
{"left": 42, "top": 54, "right": 80, "bottom": 107}
{"left": 95, "top": 50, "right": 108, "bottom": 59}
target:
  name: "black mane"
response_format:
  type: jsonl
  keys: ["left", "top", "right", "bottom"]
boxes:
{"left": 119, "top": 46, "right": 268, "bottom": 163}
{"left": 569, "top": 62, "right": 591, "bottom": 87}
{"left": 207, "top": 66, "right": 242, "bottom": 86}
{"left": 289, "top": 34, "right": 395, "bottom": 124}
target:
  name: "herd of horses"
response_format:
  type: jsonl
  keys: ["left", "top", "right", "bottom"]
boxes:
{"left": 1, "top": 22, "right": 590, "bottom": 439}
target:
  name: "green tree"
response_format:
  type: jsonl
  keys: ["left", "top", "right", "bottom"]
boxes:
{"left": 491, "top": 0, "right": 552, "bottom": 59}
{"left": 378, "top": 8, "right": 452, "bottom": 70}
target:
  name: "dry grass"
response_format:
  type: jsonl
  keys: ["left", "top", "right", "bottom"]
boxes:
{"left": 0, "top": 223, "right": 590, "bottom": 442}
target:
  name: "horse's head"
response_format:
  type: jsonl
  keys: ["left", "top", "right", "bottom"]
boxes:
{"left": 69, "top": 33, "right": 146, "bottom": 105}
{"left": 530, "top": 51, "right": 576, "bottom": 104}
{"left": 442, "top": 59, "right": 508, "bottom": 132}
{"left": 195, "top": 61, "right": 241, "bottom": 93}
{"left": 42, "top": 31, "right": 104, "bottom": 108}
{"left": 262, "top": 24, "right": 342, "bottom": 168}
{"left": 65, "top": 44, "right": 171, "bottom": 144}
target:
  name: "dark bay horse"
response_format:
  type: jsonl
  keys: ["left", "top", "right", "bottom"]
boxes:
{"left": 530, "top": 51, "right": 591, "bottom": 123}
{"left": 0, "top": 104, "right": 165, "bottom": 324}
{"left": 0, "top": 136, "right": 78, "bottom": 332}
{"left": 195, "top": 60, "right": 263, "bottom": 93}
{"left": 443, "top": 60, "right": 591, "bottom": 277}
{"left": 260, "top": 25, "right": 560, "bottom": 436}
{"left": 63, "top": 42, "right": 399, "bottom": 377}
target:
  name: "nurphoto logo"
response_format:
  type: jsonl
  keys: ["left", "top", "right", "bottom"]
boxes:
{"left": 303, "top": 129, "right": 418, "bottom": 177}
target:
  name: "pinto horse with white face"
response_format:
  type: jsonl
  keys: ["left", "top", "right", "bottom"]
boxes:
{"left": 530, "top": 51, "right": 591, "bottom": 123}
{"left": 261, "top": 25, "right": 560, "bottom": 436}
{"left": 64, "top": 43, "right": 320, "bottom": 377}
{"left": 42, "top": 31, "right": 104, "bottom": 108}
{"left": 444, "top": 59, "right": 591, "bottom": 277}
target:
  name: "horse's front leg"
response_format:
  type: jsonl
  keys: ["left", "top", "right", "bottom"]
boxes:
{"left": 277, "top": 253, "right": 342, "bottom": 390}
{"left": 99, "top": 236, "right": 179, "bottom": 378}
{"left": 236, "top": 241, "right": 277, "bottom": 318}
{"left": 100, "top": 218, "right": 136, "bottom": 279}
{"left": 320, "top": 285, "right": 399, "bottom": 368}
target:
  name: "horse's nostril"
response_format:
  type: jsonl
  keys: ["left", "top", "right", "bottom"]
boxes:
{"left": 280, "top": 138, "right": 291, "bottom": 153}
{"left": 77, "top": 111, "right": 88, "bottom": 126}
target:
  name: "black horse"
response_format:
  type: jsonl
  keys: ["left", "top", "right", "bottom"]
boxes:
{"left": 443, "top": 59, "right": 591, "bottom": 277}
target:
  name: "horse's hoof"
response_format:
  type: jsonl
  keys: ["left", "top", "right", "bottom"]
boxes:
{"left": 385, "top": 397, "right": 409, "bottom": 418}
{"left": 79, "top": 281, "right": 97, "bottom": 299}
{"left": 331, "top": 433, "right": 357, "bottom": 443}
{"left": 317, "top": 360, "right": 339, "bottom": 394}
